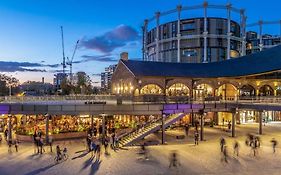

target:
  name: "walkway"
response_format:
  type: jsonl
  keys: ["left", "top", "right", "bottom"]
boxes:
{"left": 0, "top": 124, "right": 281, "bottom": 174}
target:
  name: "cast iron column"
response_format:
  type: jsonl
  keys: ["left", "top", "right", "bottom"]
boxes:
{"left": 231, "top": 111, "right": 236, "bottom": 137}
{"left": 8, "top": 115, "right": 12, "bottom": 141}
{"left": 45, "top": 114, "right": 50, "bottom": 144}
{"left": 162, "top": 113, "right": 166, "bottom": 144}
{"left": 177, "top": 5, "right": 182, "bottom": 63}
{"left": 155, "top": 12, "right": 160, "bottom": 62}
{"left": 203, "top": 1, "right": 208, "bottom": 63}
{"left": 226, "top": 3, "right": 232, "bottom": 60}
{"left": 259, "top": 111, "right": 263, "bottom": 135}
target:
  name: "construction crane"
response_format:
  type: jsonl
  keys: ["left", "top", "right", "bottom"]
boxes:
{"left": 67, "top": 40, "right": 79, "bottom": 84}
{"left": 60, "top": 26, "right": 67, "bottom": 74}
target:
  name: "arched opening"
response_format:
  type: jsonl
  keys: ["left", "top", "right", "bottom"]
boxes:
{"left": 259, "top": 85, "right": 273, "bottom": 96}
{"left": 217, "top": 84, "right": 238, "bottom": 100}
{"left": 240, "top": 85, "right": 256, "bottom": 97}
{"left": 134, "top": 89, "right": 139, "bottom": 96}
{"left": 167, "top": 83, "right": 190, "bottom": 96}
{"left": 140, "top": 84, "right": 163, "bottom": 95}
{"left": 194, "top": 84, "right": 213, "bottom": 100}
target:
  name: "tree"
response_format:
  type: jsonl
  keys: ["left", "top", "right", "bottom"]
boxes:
{"left": 0, "top": 74, "right": 19, "bottom": 96}
{"left": 74, "top": 72, "right": 92, "bottom": 94}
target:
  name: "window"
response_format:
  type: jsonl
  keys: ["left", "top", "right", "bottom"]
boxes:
{"left": 230, "top": 23, "right": 236, "bottom": 33}
{"left": 182, "top": 22, "right": 195, "bottom": 30}
{"left": 217, "top": 29, "right": 223, "bottom": 35}
{"left": 217, "top": 38, "right": 223, "bottom": 46}
{"left": 183, "top": 49, "right": 197, "bottom": 57}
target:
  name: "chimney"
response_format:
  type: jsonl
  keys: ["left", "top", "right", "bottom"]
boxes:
{"left": 120, "top": 52, "right": 128, "bottom": 61}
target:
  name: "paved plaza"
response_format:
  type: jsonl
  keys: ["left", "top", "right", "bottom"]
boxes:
{"left": 1, "top": 124, "right": 281, "bottom": 175}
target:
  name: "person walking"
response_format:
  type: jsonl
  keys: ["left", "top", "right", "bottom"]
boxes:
{"left": 8, "top": 139, "right": 12, "bottom": 153}
{"left": 184, "top": 124, "right": 190, "bottom": 137}
{"left": 233, "top": 141, "right": 239, "bottom": 156}
{"left": 39, "top": 138, "right": 45, "bottom": 154}
{"left": 104, "top": 136, "right": 109, "bottom": 154}
{"left": 220, "top": 137, "right": 226, "bottom": 152}
{"left": 271, "top": 138, "right": 278, "bottom": 153}
{"left": 15, "top": 139, "right": 19, "bottom": 152}
{"left": 96, "top": 142, "right": 101, "bottom": 160}
{"left": 56, "top": 145, "right": 62, "bottom": 160}
{"left": 111, "top": 133, "right": 115, "bottom": 149}
{"left": 49, "top": 135, "right": 53, "bottom": 153}
{"left": 194, "top": 130, "right": 199, "bottom": 145}
{"left": 86, "top": 134, "right": 92, "bottom": 152}
{"left": 169, "top": 151, "right": 180, "bottom": 168}
{"left": 222, "top": 145, "right": 228, "bottom": 163}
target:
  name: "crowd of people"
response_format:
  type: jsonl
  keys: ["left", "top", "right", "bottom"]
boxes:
{"left": 85, "top": 128, "right": 120, "bottom": 160}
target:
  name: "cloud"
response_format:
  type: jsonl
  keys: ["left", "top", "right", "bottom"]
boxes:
{"left": 0, "top": 61, "right": 60, "bottom": 72}
{"left": 80, "top": 24, "right": 140, "bottom": 53}
{"left": 73, "top": 54, "right": 118, "bottom": 64}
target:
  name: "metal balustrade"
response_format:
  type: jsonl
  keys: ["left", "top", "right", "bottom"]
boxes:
{"left": 2, "top": 95, "right": 281, "bottom": 106}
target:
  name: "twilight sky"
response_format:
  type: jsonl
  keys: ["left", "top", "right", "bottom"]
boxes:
{"left": 0, "top": 0, "right": 280, "bottom": 85}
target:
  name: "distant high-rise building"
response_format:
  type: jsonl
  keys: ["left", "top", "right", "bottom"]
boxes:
{"left": 101, "top": 64, "right": 117, "bottom": 93}
{"left": 53, "top": 73, "right": 68, "bottom": 91}
{"left": 246, "top": 31, "right": 281, "bottom": 55}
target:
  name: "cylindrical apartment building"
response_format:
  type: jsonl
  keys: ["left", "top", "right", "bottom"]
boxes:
{"left": 143, "top": 2, "right": 246, "bottom": 63}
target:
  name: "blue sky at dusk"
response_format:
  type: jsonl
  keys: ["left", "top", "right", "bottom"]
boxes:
{"left": 0, "top": 0, "right": 280, "bottom": 85}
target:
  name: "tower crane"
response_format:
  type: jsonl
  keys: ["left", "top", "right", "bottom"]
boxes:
{"left": 61, "top": 26, "right": 67, "bottom": 74}
{"left": 67, "top": 40, "right": 79, "bottom": 84}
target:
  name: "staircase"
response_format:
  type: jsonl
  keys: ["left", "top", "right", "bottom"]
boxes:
{"left": 118, "top": 113, "right": 185, "bottom": 147}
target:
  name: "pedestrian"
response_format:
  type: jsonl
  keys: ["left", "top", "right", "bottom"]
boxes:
{"left": 220, "top": 137, "right": 226, "bottom": 152}
{"left": 86, "top": 134, "right": 92, "bottom": 152}
{"left": 222, "top": 145, "right": 228, "bottom": 163}
{"left": 233, "top": 141, "right": 239, "bottom": 156}
{"left": 169, "top": 151, "right": 180, "bottom": 168}
{"left": 91, "top": 137, "right": 97, "bottom": 158}
{"left": 8, "top": 139, "right": 12, "bottom": 153}
{"left": 39, "top": 138, "right": 44, "bottom": 154}
{"left": 184, "top": 124, "right": 190, "bottom": 136}
{"left": 96, "top": 143, "right": 101, "bottom": 160}
{"left": 93, "top": 127, "right": 97, "bottom": 137}
{"left": 4, "top": 129, "right": 8, "bottom": 141}
{"left": 194, "top": 130, "right": 199, "bottom": 145}
{"left": 104, "top": 136, "right": 109, "bottom": 154}
{"left": 15, "top": 139, "right": 19, "bottom": 152}
{"left": 49, "top": 135, "right": 53, "bottom": 153}
{"left": 111, "top": 133, "right": 115, "bottom": 149}
{"left": 271, "top": 138, "right": 278, "bottom": 153}
{"left": 228, "top": 121, "right": 231, "bottom": 130}
{"left": 115, "top": 135, "right": 119, "bottom": 148}
{"left": 56, "top": 145, "right": 62, "bottom": 160}
{"left": 252, "top": 137, "right": 260, "bottom": 157}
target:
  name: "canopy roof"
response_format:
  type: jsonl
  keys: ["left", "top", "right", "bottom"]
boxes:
{"left": 121, "top": 45, "right": 281, "bottom": 78}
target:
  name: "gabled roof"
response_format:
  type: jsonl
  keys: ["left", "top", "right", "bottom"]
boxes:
{"left": 121, "top": 45, "right": 281, "bottom": 78}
